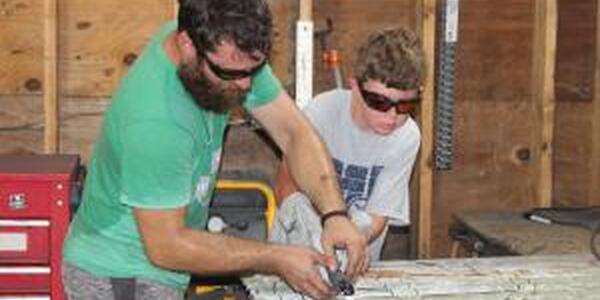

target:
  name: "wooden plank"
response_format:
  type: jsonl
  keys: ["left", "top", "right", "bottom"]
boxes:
{"left": 169, "top": 0, "right": 178, "bottom": 20}
{"left": 59, "top": 0, "right": 172, "bottom": 97}
{"left": 417, "top": 0, "right": 436, "bottom": 258}
{"left": 593, "top": 0, "right": 600, "bottom": 206}
{"left": 546, "top": 0, "right": 595, "bottom": 206}
{"left": 59, "top": 97, "right": 108, "bottom": 162}
{"left": 431, "top": 0, "right": 539, "bottom": 257}
{"left": 268, "top": 0, "right": 294, "bottom": 85}
{"left": 0, "top": 0, "right": 43, "bottom": 95}
{"left": 0, "top": 95, "right": 44, "bottom": 155}
{"left": 244, "top": 255, "right": 600, "bottom": 299}
{"left": 299, "top": 0, "right": 312, "bottom": 20}
{"left": 43, "top": 0, "right": 58, "bottom": 153}
{"left": 531, "top": 0, "right": 557, "bottom": 207}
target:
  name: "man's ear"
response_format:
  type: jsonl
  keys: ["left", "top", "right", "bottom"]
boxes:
{"left": 176, "top": 31, "right": 198, "bottom": 60}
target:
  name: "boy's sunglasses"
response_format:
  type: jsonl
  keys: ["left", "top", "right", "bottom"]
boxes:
{"left": 201, "top": 52, "right": 267, "bottom": 81}
{"left": 359, "top": 87, "right": 420, "bottom": 114}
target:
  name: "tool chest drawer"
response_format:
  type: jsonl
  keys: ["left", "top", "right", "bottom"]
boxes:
{"left": 0, "top": 266, "right": 50, "bottom": 294}
{"left": 0, "top": 182, "right": 54, "bottom": 218}
{"left": 0, "top": 220, "right": 50, "bottom": 264}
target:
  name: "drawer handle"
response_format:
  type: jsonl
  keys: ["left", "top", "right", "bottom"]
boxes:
{"left": 0, "top": 297, "right": 51, "bottom": 300}
{"left": 0, "top": 267, "right": 51, "bottom": 274}
{"left": 0, "top": 220, "right": 50, "bottom": 227}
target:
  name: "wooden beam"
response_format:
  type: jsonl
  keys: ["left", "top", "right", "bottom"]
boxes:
{"left": 416, "top": 0, "right": 436, "bottom": 258}
{"left": 295, "top": 0, "right": 313, "bottom": 108}
{"left": 43, "top": 0, "right": 59, "bottom": 153}
{"left": 299, "top": 0, "right": 312, "bottom": 21}
{"left": 169, "top": 0, "right": 178, "bottom": 19}
{"left": 592, "top": 0, "right": 600, "bottom": 206}
{"left": 532, "top": 0, "right": 557, "bottom": 208}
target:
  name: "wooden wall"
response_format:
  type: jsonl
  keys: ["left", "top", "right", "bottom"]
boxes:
{"left": 553, "top": 0, "right": 598, "bottom": 208}
{"left": 0, "top": 0, "right": 598, "bottom": 257}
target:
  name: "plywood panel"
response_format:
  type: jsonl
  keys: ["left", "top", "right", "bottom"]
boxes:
{"left": 0, "top": 95, "right": 44, "bottom": 154}
{"left": 221, "top": 126, "right": 280, "bottom": 185}
{"left": 432, "top": 0, "right": 538, "bottom": 257}
{"left": 553, "top": 0, "right": 597, "bottom": 207}
{"left": 0, "top": 0, "right": 43, "bottom": 95}
{"left": 268, "top": 0, "right": 295, "bottom": 89}
{"left": 60, "top": 97, "right": 108, "bottom": 161}
{"left": 59, "top": 0, "right": 173, "bottom": 97}
{"left": 592, "top": 0, "right": 600, "bottom": 207}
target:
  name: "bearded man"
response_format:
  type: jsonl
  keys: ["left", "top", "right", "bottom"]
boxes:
{"left": 62, "top": 1, "right": 367, "bottom": 299}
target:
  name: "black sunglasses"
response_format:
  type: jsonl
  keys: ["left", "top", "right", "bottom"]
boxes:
{"left": 201, "top": 52, "right": 267, "bottom": 81}
{"left": 359, "top": 87, "right": 420, "bottom": 114}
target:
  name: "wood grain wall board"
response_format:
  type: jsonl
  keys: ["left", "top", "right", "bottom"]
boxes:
{"left": 592, "top": 0, "right": 600, "bottom": 207}
{"left": 458, "top": 0, "right": 534, "bottom": 103}
{"left": 58, "top": 0, "right": 173, "bottom": 97}
{"left": 555, "top": 0, "right": 596, "bottom": 102}
{"left": 0, "top": 0, "right": 44, "bottom": 95}
{"left": 312, "top": 0, "right": 417, "bottom": 94}
{"left": 553, "top": 103, "right": 593, "bottom": 207}
{"left": 59, "top": 97, "right": 108, "bottom": 161}
{"left": 0, "top": 95, "right": 44, "bottom": 154}
{"left": 267, "top": 0, "right": 295, "bottom": 90}
{"left": 220, "top": 126, "right": 281, "bottom": 185}
{"left": 553, "top": 0, "right": 596, "bottom": 207}
{"left": 433, "top": 100, "right": 541, "bottom": 255}
{"left": 431, "top": 0, "right": 541, "bottom": 256}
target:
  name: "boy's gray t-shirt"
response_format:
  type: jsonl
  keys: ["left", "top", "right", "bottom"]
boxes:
{"left": 303, "top": 89, "right": 421, "bottom": 259}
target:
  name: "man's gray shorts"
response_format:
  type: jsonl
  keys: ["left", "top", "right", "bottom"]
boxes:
{"left": 62, "top": 262, "right": 185, "bottom": 300}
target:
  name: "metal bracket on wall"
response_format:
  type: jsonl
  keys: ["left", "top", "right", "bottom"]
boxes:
{"left": 435, "top": 0, "right": 459, "bottom": 170}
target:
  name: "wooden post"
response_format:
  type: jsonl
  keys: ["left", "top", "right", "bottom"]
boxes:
{"left": 417, "top": 0, "right": 437, "bottom": 258}
{"left": 592, "top": 0, "right": 600, "bottom": 206}
{"left": 169, "top": 0, "right": 178, "bottom": 19}
{"left": 532, "top": 0, "right": 557, "bottom": 208}
{"left": 43, "top": 0, "right": 59, "bottom": 153}
{"left": 295, "top": 0, "right": 314, "bottom": 108}
{"left": 299, "top": 0, "right": 312, "bottom": 20}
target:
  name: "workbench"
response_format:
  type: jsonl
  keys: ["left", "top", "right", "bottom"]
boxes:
{"left": 450, "top": 211, "right": 596, "bottom": 257}
{"left": 244, "top": 255, "right": 600, "bottom": 299}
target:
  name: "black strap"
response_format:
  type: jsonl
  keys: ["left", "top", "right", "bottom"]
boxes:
{"left": 321, "top": 210, "right": 349, "bottom": 226}
{"left": 110, "top": 278, "right": 136, "bottom": 300}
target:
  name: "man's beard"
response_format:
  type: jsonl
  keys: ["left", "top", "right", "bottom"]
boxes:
{"left": 177, "top": 60, "right": 246, "bottom": 114}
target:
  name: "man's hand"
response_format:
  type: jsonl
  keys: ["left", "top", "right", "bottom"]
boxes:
{"left": 269, "top": 245, "right": 336, "bottom": 300}
{"left": 320, "top": 215, "right": 368, "bottom": 279}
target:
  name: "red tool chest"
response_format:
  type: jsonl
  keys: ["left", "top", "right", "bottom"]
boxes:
{"left": 0, "top": 155, "right": 80, "bottom": 300}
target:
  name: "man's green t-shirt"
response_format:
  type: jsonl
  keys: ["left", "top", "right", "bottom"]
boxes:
{"left": 63, "top": 21, "right": 282, "bottom": 289}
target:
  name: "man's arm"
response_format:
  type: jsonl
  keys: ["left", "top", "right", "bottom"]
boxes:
{"left": 251, "top": 91, "right": 368, "bottom": 277}
{"left": 274, "top": 159, "right": 299, "bottom": 205}
{"left": 134, "top": 207, "right": 335, "bottom": 300}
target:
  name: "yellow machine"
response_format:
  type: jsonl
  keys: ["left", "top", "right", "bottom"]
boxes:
{"left": 190, "top": 178, "right": 277, "bottom": 299}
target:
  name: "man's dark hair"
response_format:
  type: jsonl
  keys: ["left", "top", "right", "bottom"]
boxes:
{"left": 178, "top": 0, "right": 273, "bottom": 56}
